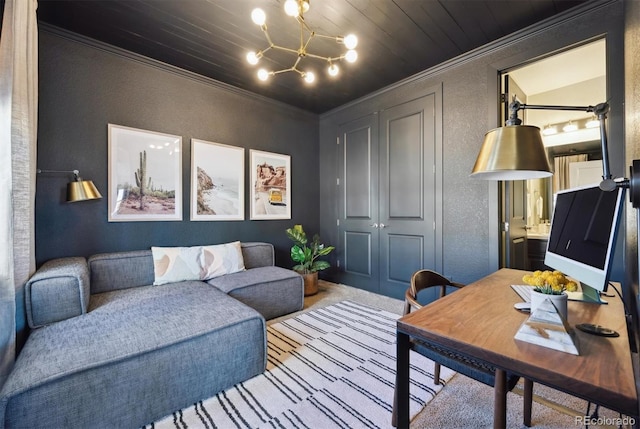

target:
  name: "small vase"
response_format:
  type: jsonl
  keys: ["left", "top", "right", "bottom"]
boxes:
{"left": 530, "top": 290, "right": 568, "bottom": 321}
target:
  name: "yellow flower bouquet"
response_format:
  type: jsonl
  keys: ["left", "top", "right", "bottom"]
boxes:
{"left": 522, "top": 270, "right": 578, "bottom": 295}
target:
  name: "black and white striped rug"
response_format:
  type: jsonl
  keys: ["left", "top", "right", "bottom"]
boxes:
{"left": 148, "top": 300, "right": 455, "bottom": 428}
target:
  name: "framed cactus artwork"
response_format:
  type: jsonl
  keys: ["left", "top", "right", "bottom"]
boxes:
{"left": 108, "top": 124, "right": 183, "bottom": 222}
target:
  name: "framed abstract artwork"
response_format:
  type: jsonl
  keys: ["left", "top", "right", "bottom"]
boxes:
{"left": 190, "top": 139, "right": 244, "bottom": 221}
{"left": 250, "top": 149, "right": 291, "bottom": 220}
{"left": 108, "top": 124, "right": 182, "bottom": 222}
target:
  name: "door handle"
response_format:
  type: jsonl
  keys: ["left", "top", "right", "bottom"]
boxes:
{"left": 370, "top": 223, "right": 378, "bottom": 228}
{"left": 379, "top": 223, "right": 386, "bottom": 229}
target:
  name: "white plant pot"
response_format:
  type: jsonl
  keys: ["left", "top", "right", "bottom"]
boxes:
{"left": 530, "top": 290, "right": 568, "bottom": 321}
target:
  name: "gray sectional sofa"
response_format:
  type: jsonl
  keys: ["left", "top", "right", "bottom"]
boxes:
{"left": 0, "top": 242, "right": 303, "bottom": 429}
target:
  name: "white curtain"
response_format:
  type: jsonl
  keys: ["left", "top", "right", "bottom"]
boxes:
{"left": 552, "top": 154, "right": 588, "bottom": 195}
{"left": 0, "top": 0, "right": 38, "bottom": 388}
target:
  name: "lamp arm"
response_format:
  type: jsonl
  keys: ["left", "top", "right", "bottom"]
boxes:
{"left": 595, "top": 103, "right": 615, "bottom": 189}
{"left": 507, "top": 99, "right": 598, "bottom": 124}
{"left": 37, "top": 169, "right": 80, "bottom": 178}
{"left": 507, "top": 100, "right": 618, "bottom": 191}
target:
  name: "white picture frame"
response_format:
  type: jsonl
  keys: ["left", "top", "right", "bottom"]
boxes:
{"left": 108, "top": 124, "right": 182, "bottom": 222}
{"left": 250, "top": 149, "right": 291, "bottom": 220}
{"left": 190, "top": 139, "right": 245, "bottom": 221}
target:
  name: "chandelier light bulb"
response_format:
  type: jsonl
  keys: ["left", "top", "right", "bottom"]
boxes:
{"left": 246, "top": 51, "right": 260, "bottom": 65}
{"left": 328, "top": 63, "right": 339, "bottom": 76}
{"left": 345, "top": 50, "right": 358, "bottom": 63}
{"left": 343, "top": 34, "right": 358, "bottom": 50}
{"left": 303, "top": 71, "right": 315, "bottom": 83}
{"left": 251, "top": 8, "right": 266, "bottom": 26}
{"left": 284, "top": 0, "right": 300, "bottom": 17}
{"left": 257, "top": 68, "right": 270, "bottom": 81}
{"left": 542, "top": 125, "right": 557, "bottom": 136}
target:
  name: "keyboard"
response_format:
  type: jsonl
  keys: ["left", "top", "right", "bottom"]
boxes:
{"left": 511, "top": 284, "right": 534, "bottom": 303}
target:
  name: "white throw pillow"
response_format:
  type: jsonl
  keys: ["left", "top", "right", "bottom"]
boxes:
{"left": 200, "top": 241, "right": 245, "bottom": 280}
{"left": 152, "top": 241, "right": 245, "bottom": 285}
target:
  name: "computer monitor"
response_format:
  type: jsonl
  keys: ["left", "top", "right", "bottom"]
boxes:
{"left": 544, "top": 183, "right": 625, "bottom": 304}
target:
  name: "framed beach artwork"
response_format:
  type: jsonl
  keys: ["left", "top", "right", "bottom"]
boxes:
{"left": 190, "top": 139, "right": 244, "bottom": 221}
{"left": 108, "top": 124, "right": 182, "bottom": 222}
{"left": 250, "top": 149, "right": 291, "bottom": 220}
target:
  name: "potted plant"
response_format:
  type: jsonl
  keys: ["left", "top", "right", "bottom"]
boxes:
{"left": 522, "top": 271, "right": 577, "bottom": 320}
{"left": 286, "top": 224, "right": 335, "bottom": 296}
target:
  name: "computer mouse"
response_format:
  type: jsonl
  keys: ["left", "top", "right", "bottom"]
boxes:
{"left": 514, "top": 302, "right": 531, "bottom": 312}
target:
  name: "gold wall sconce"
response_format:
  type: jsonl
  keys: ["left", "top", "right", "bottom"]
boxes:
{"left": 471, "top": 98, "right": 640, "bottom": 207}
{"left": 37, "top": 169, "right": 102, "bottom": 202}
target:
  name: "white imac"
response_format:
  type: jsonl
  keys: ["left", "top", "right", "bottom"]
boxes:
{"left": 544, "top": 183, "right": 625, "bottom": 304}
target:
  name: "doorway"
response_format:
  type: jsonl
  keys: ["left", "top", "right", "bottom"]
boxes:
{"left": 499, "top": 39, "right": 606, "bottom": 270}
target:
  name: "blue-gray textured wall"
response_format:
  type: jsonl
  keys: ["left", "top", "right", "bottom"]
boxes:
{"left": 36, "top": 29, "right": 320, "bottom": 267}
{"left": 319, "top": 1, "right": 625, "bottom": 287}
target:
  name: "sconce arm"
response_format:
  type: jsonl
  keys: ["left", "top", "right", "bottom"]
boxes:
{"left": 37, "top": 169, "right": 81, "bottom": 180}
{"left": 505, "top": 100, "right": 621, "bottom": 194}
{"left": 506, "top": 99, "right": 600, "bottom": 125}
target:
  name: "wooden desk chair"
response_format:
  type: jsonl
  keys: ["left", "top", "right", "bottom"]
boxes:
{"left": 392, "top": 269, "right": 533, "bottom": 427}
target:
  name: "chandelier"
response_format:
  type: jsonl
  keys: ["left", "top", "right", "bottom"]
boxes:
{"left": 246, "top": 0, "right": 358, "bottom": 84}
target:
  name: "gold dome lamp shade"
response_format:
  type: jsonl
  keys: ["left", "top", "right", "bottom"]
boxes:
{"left": 471, "top": 124, "right": 553, "bottom": 180}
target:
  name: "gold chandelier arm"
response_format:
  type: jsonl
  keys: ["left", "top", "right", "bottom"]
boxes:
{"left": 301, "top": 33, "right": 314, "bottom": 53}
{"left": 305, "top": 52, "right": 344, "bottom": 62}
{"left": 291, "top": 56, "right": 303, "bottom": 72}
{"left": 270, "top": 44, "right": 301, "bottom": 55}
{"left": 313, "top": 33, "right": 343, "bottom": 42}
{"left": 299, "top": 18, "right": 305, "bottom": 50}
{"left": 296, "top": 15, "right": 314, "bottom": 35}
{"left": 254, "top": 45, "right": 274, "bottom": 58}
{"left": 263, "top": 21, "right": 310, "bottom": 55}
{"left": 272, "top": 57, "right": 304, "bottom": 76}
{"left": 260, "top": 25, "right": 276, "bottom": 49}
{"left": 272, "top": 67, "right": 299, "bottom": 75}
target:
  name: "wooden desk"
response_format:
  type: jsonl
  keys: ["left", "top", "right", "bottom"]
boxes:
{"left": 396, "top": 268, "right": 638, "bottom": 428}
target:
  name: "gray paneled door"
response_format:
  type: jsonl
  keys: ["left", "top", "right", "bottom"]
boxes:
{"left": 337, "top": 93, "right": 440, "bottom": 299}
{"left": 337, "top": 114, "right": 380, "bottom": 293}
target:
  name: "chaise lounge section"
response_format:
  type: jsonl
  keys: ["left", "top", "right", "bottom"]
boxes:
{"left": 0, "top": 242, "right": 303, "bottom": 428}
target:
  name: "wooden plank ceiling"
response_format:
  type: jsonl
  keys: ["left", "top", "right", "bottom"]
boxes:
{"left": 36, "top": 0, "right": 588, "bottom": 114}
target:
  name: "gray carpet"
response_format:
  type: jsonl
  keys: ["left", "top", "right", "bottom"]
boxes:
{"left": 281, "top": 280, "right": 633, "bottom": 429}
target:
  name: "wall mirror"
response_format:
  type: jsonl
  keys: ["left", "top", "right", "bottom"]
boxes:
{"left": 500, "top": 38, "right": 606, "bottom": 269}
